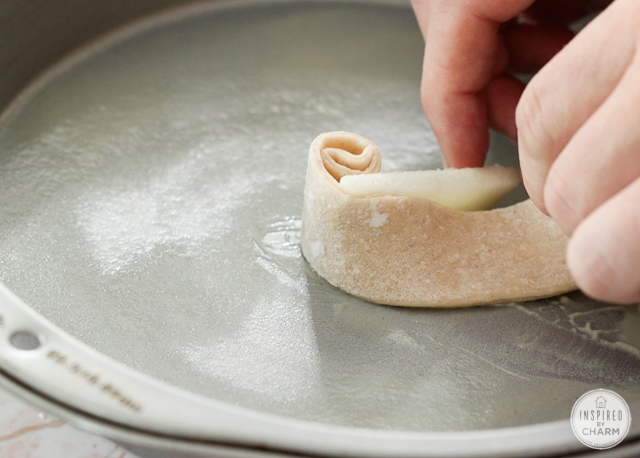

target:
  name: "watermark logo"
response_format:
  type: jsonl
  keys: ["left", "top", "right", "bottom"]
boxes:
{"left": 571, "top": 389, "right": 631, "bottom": 450}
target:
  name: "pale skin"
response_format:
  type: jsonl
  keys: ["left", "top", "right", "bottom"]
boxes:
{"left": 411, "top": 0, "right": 640, "bottom": 304}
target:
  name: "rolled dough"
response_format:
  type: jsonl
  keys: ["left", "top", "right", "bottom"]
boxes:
{"left": 300, "top": 131, "right": 577, "bottom": 307}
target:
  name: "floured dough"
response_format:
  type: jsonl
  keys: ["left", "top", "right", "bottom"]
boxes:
{"left": 300, "top": 131, "right": 577, "bottom": 307}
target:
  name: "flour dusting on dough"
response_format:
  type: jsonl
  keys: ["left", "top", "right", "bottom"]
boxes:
{"left": 369, "top": 211, "right": 389, "bottom": 228}
{"left": 364, "top": 202, "right": 389, "bottom": 228}
{"left": 309, "top": 241, "right": 325, "bottom": 259}
{"left": 300, "top": 131, "right": 577, "bottom": 307}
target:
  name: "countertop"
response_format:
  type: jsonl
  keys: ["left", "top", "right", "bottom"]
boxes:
{"left": 0, "top": 387, "right": 139, "bottom": 458}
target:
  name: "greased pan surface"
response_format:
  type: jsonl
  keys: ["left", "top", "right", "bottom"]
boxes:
{"left": 0, "top": 0, "right": 639, "bottom": 449}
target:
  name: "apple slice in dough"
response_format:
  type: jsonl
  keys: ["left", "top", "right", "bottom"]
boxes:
{"left": 340, "top": 166, "right": 520, "bottom": 211}
{"left": 300, "top": 131, "right": 576, "bottom": 307}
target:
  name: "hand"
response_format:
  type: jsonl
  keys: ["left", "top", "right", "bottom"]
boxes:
{"left": 411, "top": 0, "right": 598, "bottom": 167}
{"left": 517, "top": 0, "right": 640, "bottom": 304}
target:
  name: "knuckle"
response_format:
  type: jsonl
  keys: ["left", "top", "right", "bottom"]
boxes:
{"left": 521, "top": 173, "right": 547, "bottom": 214}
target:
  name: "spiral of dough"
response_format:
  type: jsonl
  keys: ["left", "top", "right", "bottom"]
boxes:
{"left": 314, "top": 132, "right": 381, "bottom": 182}
{"left": 301, "top": 131, "right": 575, "bottom": 307}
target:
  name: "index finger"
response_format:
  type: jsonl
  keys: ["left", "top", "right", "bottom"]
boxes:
{"left": 412, "top": 0, "right": 534, "bottom": 167}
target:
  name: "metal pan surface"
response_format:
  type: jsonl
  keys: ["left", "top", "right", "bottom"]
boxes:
{"left": 0, "top": 0, "right": 639, "bottom": 456}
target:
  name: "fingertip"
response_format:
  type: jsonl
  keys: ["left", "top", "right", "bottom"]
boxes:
{"left": 567, "top": 198, "right": 640, "bottom": 304}
{"left": 565, "top": 233, "right": 640, "bottom": 304}
{"left": 439, "top": 127, "right": 489, "bottom": 169}
{"left": 566, "top": 228, "right": 613, "bottom": 302}
{"left": 523, "top": 180, "right": 548, "bottom": 215}
{"left": 516, "top": 82, "right": 551, "bottom": 216}
{"left": 518, "top": 143, "right": 548, "bottom": 214}
{"left": 543, "top": 164, "right": 576, "bottom": 234}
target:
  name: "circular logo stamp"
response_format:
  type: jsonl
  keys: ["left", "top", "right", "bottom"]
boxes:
{"left": 571, "top": 389, "right": 631, "bottom": 450}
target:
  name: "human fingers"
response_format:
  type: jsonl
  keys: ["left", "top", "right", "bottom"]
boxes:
{"left": 567, "top": 177, "right": 640, "bottom": 303}
{"left": 545, "top": 52, "right": 640, "bottom": 235}
{"left": 413, "top": 0, "right": 534, "bottom": 167}
{"left": 516, "top": 0, "right": 638, "bottom": 214}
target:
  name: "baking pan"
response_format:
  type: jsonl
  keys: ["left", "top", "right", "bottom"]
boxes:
{"left": 0, "top": 0, "right": 639, "bottom": 456}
